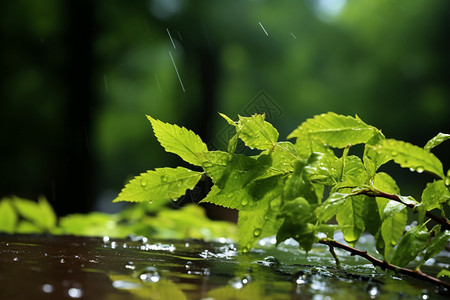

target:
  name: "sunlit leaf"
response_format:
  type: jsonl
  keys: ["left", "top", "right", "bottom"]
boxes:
{"left": 336, "top": 195, "right": 365, "bottom": 246}
{"left": 0, "top": 199, "right": 17, "bottom": 233}
{"left": 114, "top": 167, "right": 202, "bottom": 203}
{"left": 288, "top": 112, "right": 383, "bottom": 148}
{"left": 424, "top": 133, "right": 450, "bottom": 151}
{"left": 147, "top": 115, "right": 208, "bottom": 166}
{"left": 374, "top": 139, "right": 445, "bottom": 178}
{"left": 437, "top": 269, "right": 450, "bottom": 278}
{"left": 237, "top": 114, "right": 279, "bottom": 150}
{"left": 363, "top": 145, "right": 391, "bottom": 176}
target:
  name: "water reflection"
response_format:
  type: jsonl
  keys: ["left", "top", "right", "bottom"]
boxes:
{"left": 0, "top": 234, "right": 448, "bottom": 299}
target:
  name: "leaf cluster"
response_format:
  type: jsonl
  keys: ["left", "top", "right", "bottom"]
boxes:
{"left": 114, "top": 112, "right": 450, "bottom": 279}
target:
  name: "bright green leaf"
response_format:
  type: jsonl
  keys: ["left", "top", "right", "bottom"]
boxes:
{"left": 364, "top": 145, "right": 391, "bottom": 176}
{"left": 147, "top": 115, "right": 208, "bottom": 166}
{"left": 237, "top": 114, "right": 279, "bottom": 150}
{"left": 38, "top": 196, "right": 57, "bottom": 231}
{"left": 424, "top": 133, "right": 450, "bottom": 151}
{"left": 391, "top": 224, "right": 429, "bottom": 267}
{"left": 114, "top": 167, "right": 202, "bottom": 203}
{"left": 437, "top": 269, "right": 450, "bottom": 278}
{"left": 421, "top": 180, "right": 450, "bottom": 211}
{"left": 372, "top": 172, "right": 400, "bottom": 194}
{"left": 315, "top": 193, "right": 348, "bottom": 222}
{"left": 336, "top": 195, "right": 366, "bottom": 246}
{"left": 13, "top": 197, "right": 53, "bottom": 231}
{"left": 288, "top": 112, "right": 383, "bottom": 148}
{"left": 219, "top": 112, "right": 237, "bottom": 126}
{"left": 0, "top": 199, "right": 17, "bottom": 233}
{"left": 374, "top": 139, "right": 445, "bottom": 178}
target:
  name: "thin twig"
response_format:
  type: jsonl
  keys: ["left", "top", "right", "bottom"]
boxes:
{"left": 318, "top": 238, "right": 450, "bottom": 288}
{"left": 355, "top": 188, "right": 450, "bottom": 231}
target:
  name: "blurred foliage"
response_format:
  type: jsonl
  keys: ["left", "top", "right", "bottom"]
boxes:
{"left": 0, "top": 196, "right": 237, "bottom": 240}
{"left": 0, "top": 0, "right": 448, "bottom": 215}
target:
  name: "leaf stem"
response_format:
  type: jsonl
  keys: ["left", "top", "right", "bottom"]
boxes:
{"left": 356, "top": 188, "right": 450, "bottom": 231}
{"left": 318, "top": 238, "right": 450, "bottom": 288}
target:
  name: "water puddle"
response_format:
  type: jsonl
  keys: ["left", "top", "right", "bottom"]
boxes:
{"left": 0, "top": 234, "right": 448, "bottom": 299}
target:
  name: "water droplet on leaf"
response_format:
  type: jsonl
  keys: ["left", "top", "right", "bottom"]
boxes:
{"left": 241, "top": 199, "right": 248, "bottom": 206}
{"left": 416, "top": 167, "right": 424, "bottom": 173}
{"left": 253, "top": 228, "right": 262, "bottom": 237}
{"left": 391, "top": 151, "right": 398, "bottom": 157}
{"left": 139, "top": 266, "right": 160, "bottom": 283}
{"left": 140, "top": 178, "right": 148, "bottom": 188}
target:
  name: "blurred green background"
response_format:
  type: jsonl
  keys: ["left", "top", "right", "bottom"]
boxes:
{"left": 0, "top": 0, "right": 448, "bottom": 217}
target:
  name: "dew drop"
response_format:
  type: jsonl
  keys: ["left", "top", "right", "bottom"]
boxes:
{"left": 445, "top": 177, "right": 450, "bottom": 187}
{"left": 416, "top": 167, "right": 424, "bottom": 173}
{"left": 259, "top": 256, "right": 280, "bottom": 268}
{"left": 161, "top": 175, "right": 168, "bottom": 182}
{"left": 139, "top": 266, "right": 160, "bottom": 283}
{"left": 227, "top": 192, "right": 234, "bottom": 198}
{"left": 241, "top": 199, "right": 248, "bottom": 206}
{"left": 140, "top": 178, "right": 148, "bottom": 187}
{"left": 253, "top": 228, "right": 262, "bottom": 237}
{"left": 391, "top": 151, "right": 398, "bottom": 157}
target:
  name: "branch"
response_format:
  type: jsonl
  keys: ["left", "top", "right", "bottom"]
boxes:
{"left": 318, "top": 239, "right": 450, "bottom": 288}
{"left": 356, "top": 188, "right": 450, "bottom": 231}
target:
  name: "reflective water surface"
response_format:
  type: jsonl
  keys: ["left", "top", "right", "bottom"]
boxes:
{"left": 0, "top": 234, "right": 448, "bottom": 299}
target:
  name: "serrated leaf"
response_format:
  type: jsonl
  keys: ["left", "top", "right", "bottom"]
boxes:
{"left": 114, "top": 167, "right": 202, "bottom": 203}
{"left": 315, "top": 193, "right": 348, "bottom": 222}
{"left": 0, "top": 199, "right": 17, "bottom": 233}
{"left": 284, "top": 160, "right": 320, "bottom": 204}
{"left": 339, "top": 155, "right": 369, "bottom": 187}
{"left": 336, "top": 195, "right": 366, "bottom": 246}
{"left": 288, "top": 112, "right": 384, "bottom": 148}
{"left": 303, "top": 152, "right": 339, "bottom": 186}
{"left": 424, "top": 133, "right": 450, "bottom": 151}
{"left": 391, "top": 224, "right": 429, "bottom": 267}
{"left": 147, "top": 115, "right": 208, "bottom": 166}
{"left": 237, "top": 114, "right": 279, "bottom": 150}
{"left": 372, "top": 172, "right": 400, "bottom": 194}
{"left": 374, "top": 139, "right": 445, "bottom": 178}
{"left": 421, "top": 180, "right": 450, "bottom": 211}
{"left": 364, "top": 145, "right": 391, "bottom": 176}
{"left": 423, "top": 228, "right": 450, "bottom": 262}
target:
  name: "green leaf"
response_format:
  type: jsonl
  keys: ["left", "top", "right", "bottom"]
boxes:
{"left": 238, "top": 204, "right": 282, "bottom": 251}
{"left": 362, "top": 197, "right": 382, "bottom": 236}
{"left": 421, "top": 180, "right": 450, "bottom": 211}
{"left": 288, "top": 112, "right": 384, "bottom": 148}
{"left": 391, "top": 224, "right": 429, "bottom": 267}
{"left": 37, "top": 196, "right": 57, "bottom": 231}
{"left": 380, "top": 206, "right": 407, "bottom": 259}
{"left": 13, "top": 197, "right": 55, "bottom": 231}
{"left": 237, "top": 114, "right": 279, "bottom": 150}
{"left": 372, "top": 172, "right": 400, "bottom": 194}
{"left": 337, "top": 155, "right": 369, "bottom": 188}
{"left": 374, "top": 139, "right": 445, "bottom": 178}
{"left": 424, "top": 133, "right": 450, "bottom": 151}
{"left": 147, "top": 115, "right": 208, "bottom": 166}
{"left": 437, "top": 269, "right": 450, "bottom": 278}
{"left": 423, "top": 228, "right": 450, "bottom": 262}
{"left": 363, "top": 145, "right": 391, "bottom": 177}
{"left": 315, "top": 193, "right": 348, "bottom": 222}
{"left": 114, "top": 167, "right": 202, "bottom": 203}
{"left": 219, "top": 112, "right": 237, "bottom": 126}
{"left": 0, "top": 199, "right": 17, "bottom": 233}
{"left": 336, "top": 195, "right": 366, "bottom": 246}
{"left": 303, "top": 152, "right": 339, "bottom": 186}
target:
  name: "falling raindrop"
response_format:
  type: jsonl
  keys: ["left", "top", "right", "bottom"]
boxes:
{"left": 258, "top": 21, "right": 269, "bottom": 36}
{"left": 154, "top": 73, "right": 162, "bottom": 93}
{"left": 103, "top": 74, "right": 109, "bottom": 93}
{"left": 169, "top": 51, "right": 185, "bottom": 92}
{"left": 166, "top": 28, "right": 176, "bottom": 49}
{"left": 290, "top": 32, "right": 297, "bottom": 39}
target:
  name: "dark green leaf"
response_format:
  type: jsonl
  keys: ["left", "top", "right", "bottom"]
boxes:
{"left": 391, "top": 224, "right": 429, "bottom": 267}
{"left": 423, "top": 228, "right": 450, "bottom": 261}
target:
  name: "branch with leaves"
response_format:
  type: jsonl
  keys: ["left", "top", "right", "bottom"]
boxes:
{"left": 115, "top": 112, "right": 450, "bottom": 287}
